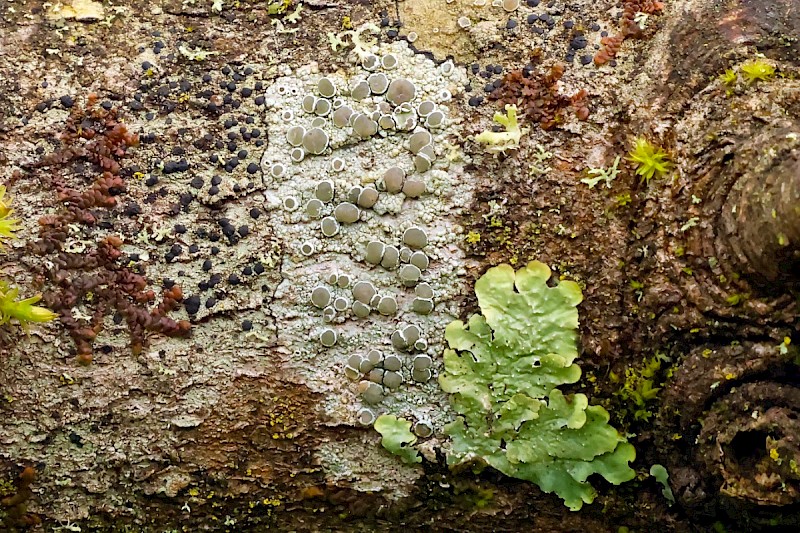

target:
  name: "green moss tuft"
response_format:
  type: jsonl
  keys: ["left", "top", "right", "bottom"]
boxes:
{"left": 628, "top": 137, "right": 672, "bottom": 184}
{"left": 740, "top": 59, "right": 775, "bottom": 83}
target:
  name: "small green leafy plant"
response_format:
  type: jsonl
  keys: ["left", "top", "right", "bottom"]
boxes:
{"left": 628, "top": 137, "right": 672, "bottom": 184}
{"left": 440, "top": 261, "right": 635, "bottom": 511}
{"left": 0, "top": 186, "right": 20, "bottom": 247}
{"left": 374, "top": 414, "right": 421, "bottom": 464}
{"left": 740, "top": 59, "right": 775, "bottom": 83}
{"left": 0, "top": 185, "right": 57, "bottom": 331}
{"left": 0, "top": 282, "right": 58, "bottom": 331}
{"left": 610, "top": 354, "right": 669, "bottom": 423}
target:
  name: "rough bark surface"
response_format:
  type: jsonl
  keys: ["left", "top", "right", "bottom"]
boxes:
{"left": 1, "top": 0, "right": 798, "bottom": 532}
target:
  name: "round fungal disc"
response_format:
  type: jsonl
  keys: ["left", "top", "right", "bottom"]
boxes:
{"left": 310, "top": 117, "right": 327, "bottom": 129}
{"left": 348, "top": 354, "right": 363, "bottom": 368}
{"left": 412, "top": 368, "right": 432, "bottom": 383}
{"left": 502, "top": 0, "right": 520, "bottom": 12}
{"left": 365, "top": 241, "right": 385, "bottom": 265}
{"left": 425, "top": 110, "right": 445, "bottom": 128}
{"left": 352, "top": 281, "right": 377, "bottom": 304}
{"left": 286, "top": 125, "right": 306, "bottom": 147}
{"left": 283, "top": 196, "right": 299, "bottom": 211}
{"left": 344, "top": 365, "right": 360, "bottom": 381}
{"left": 300, "top": 241, "right": 316, "bottom": 256}
{"left": 368, "top": 368, "right": 385, "bottom": 384}
{"left": 290, "top": 147, "right": 305, "bottom": 163}
{"left": 383, "top": 371, "right": 403, "bottom": 390}
{"left": 359, "top": 357, "right": 375, "bottom": 373}
{"left": 399, "top": 264, "right": 422, "bottom": 283}
{"left": 317, "top": 77, "right": 336, "bottom": 98}
{"left": 386, "top": 78, "right": 416, "bottom": 105}
{"left": 326, "top": 272, "right": 339, "bottom": 285}
{"left": 378, "top": 114, "right": 396, "bottom": 130}
{"left": 357, "top": 187, "right": 379, "bottom": 209}
{"left": 403, "top": 227, "right": 428, "bottom": 249}
{"left": 347, "top": 186, "right": 362, "bottom": 204}
{"left": 399, "top": 247, "right": 413, "bottom": 263}
{"left": 368, "top": 73, "right": 389, "bottom": 95}
{"left": 414, "top": 420, "right": 434, "bottom": 438}
{"left": 439, "top": 61, "right": 455, "bottom": 76}
{"left": 331, "top": 157, "right": 346, "bottom": 172}
{"left": 383, "top": 355, "right": 403, "bottom": 372}
{"left": 414, "top": 339, "right": 428, "bottom": 351}
{"left": 418, "top": 143, "right": 435, "bottom": 160}
{"left": 270, "top": 163, "right": 285, "bottom": 178}
{"left": 357, "top": 408, "right": 376, "bottom": 426}
{"left": 303, "top": 127, "right": 329, "bottom": 155}
{"left": 377, "top": 296, "right": 397, "bottom": 316}
{"left": 410, "top": 251, "right": 429, "bottom": 270}
{"left": 415, "top": 282, "right": 434, "bottom": 299}
{"left": 334, "top": 202, "right": 360, "bottom": 224}
{"left": 281, "top": 109, "right": 295, "bottom": 122}
{"left": 302, "top": 94, "right": 317, "bottom": 114}
{"left": 360, "top": 382, "right": 384, "bottom": 404}
{"left": 417, "top": 100, "right": 436, "bottom": 117}
{"left": 369, "top": 294, "right": 382, "bottom": 308}
{"left": 337, "top": 274, "right": 351, "bottom": 288}
{"left": 352, "top": 300, "right": 371, "bottom": 318}
{"left": 322, "top": 306, "right": 336, "bottom": 323}
{"left": 332, "top": 106, "right": 353, "bottom": 128}
{"left": 409, "top": 131, "right": 432, "bottom": 154}
{"left": 412, "top": 297, "right": 434, "bottom": 315}
{"left": 380, "top": 245, "right": 400, "bottom": 270}
{"left": 319, "top": 328, "right": 338, "bottom": 347}
{"left": 313, "top": 98, "right": 332, "bottom": 116}
{"left": 403, "top": 325, "right": 421, "bottom": 345}
{"left": 413, "top": 354, "right": 433, "bottom": 370}
{"left": 306, "top": 199, "right": 324, "bottom": 218}
{"left": 381, "top": 54, "right": 398, "bottom": 69}
{"left": 457, "top": 16, "right": 472, "bottom": 29}
{"left": 367, "top": 349, "right": 383, "bottom": 366}
{"left": 403, "top": 178, "right": 427, "bottom": 198}
{"left": 350, "top": 80, "right": 371, "bottom": 101}
{"left": 353, "top": 114, "right": 378, "bottom": 138}
{"left": 413, "top": 154, "right": 432, "bottom": 173}
{"left": 333, "top": 297, "right": 349, "bottom": 312}
{"left": 315, "top": 180, "right": 335, "bottom": 203}
{"left": 362, "top": 54, "right": 380, "bottom": 71}
{"left": 382, "top": 167, "right": 405, "bottom": 193}
{"left": 310, "top": 286, "right": 332, "bottom": 308}
{"left": 320, "top": 216, "right": 340, "bottom": 237}
{"left": 391, "top": 330, "right": 407, "bottom": 350}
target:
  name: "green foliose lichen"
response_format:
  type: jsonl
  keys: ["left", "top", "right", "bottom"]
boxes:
{"left": 440, "top": 261, "right": 635, "bottom": 511}
{"left": 374, "top": 414, "right": 421, "bottom": 465}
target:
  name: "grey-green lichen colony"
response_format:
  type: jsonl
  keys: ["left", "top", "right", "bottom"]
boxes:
{"left": 259, "top": 29, "right": 473, "bottom": 459}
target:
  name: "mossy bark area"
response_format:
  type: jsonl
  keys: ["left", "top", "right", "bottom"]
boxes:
{"left": 1, "top": 0, "right": 799, "bottom": 532}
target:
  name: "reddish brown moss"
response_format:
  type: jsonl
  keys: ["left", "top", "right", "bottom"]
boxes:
{"left": 594, "top": 1, "right": 665, "bottom": 65}
{"left": 30, "top": 96, "right": 190, "bottom": 363}
{"left": 489, "top": 64, "right": 590, "bottom": 130}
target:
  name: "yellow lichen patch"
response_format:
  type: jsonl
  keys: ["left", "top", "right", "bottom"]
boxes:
{"left": 47, "top": 0, "right": 105, "bottom": 22}
{"left": 264, "top": 394, "right": 305, "bottom": 440}
{"left": 398, "top": 0, "right": 507, "bottom": 62}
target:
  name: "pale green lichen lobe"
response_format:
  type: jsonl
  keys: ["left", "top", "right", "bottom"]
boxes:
{"left": 440, "top": 261, "right": 635, "bottom": 511}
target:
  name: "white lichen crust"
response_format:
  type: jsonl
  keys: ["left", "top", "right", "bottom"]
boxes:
{"left": 258, "top": 37, "right": 473, "bottom": 478}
